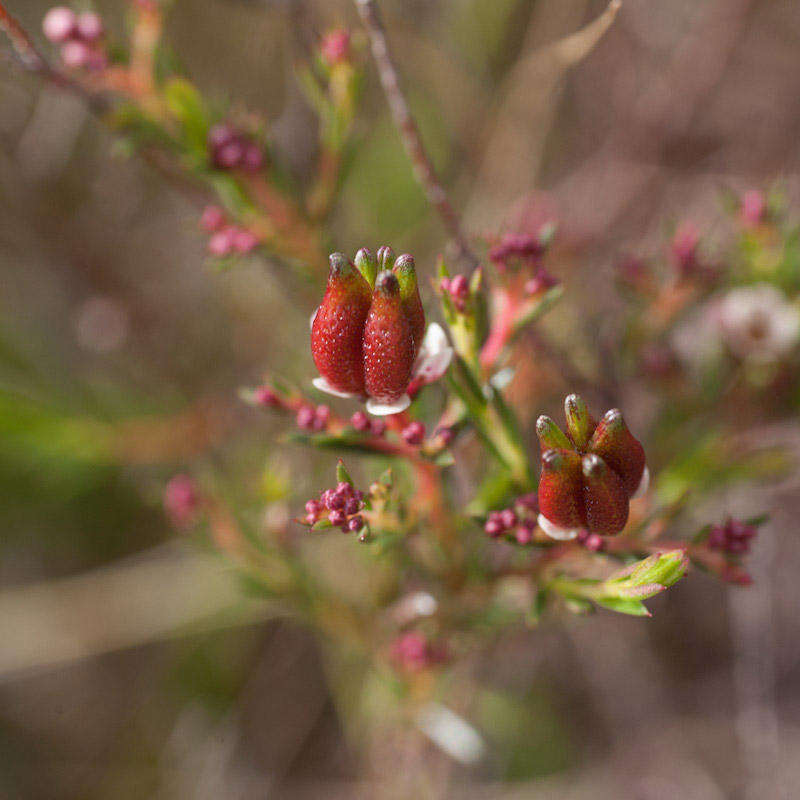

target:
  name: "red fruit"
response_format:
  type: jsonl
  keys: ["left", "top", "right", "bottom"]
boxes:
{"left": 581, "top": 454, "right": 629, "bottom": 536}
{"left": 538, "top": 449, "right": 586, "bottom": 530}
{"left": 311, "top": 253, "right": 372, "bottom": 395}
{"left": 587, "top": 409, "right": 646, "bottom": 496}
{"left": 393, "top": 254, "right": 425, "bottom": 358}
{"left": 363, "top": 271, "right": 415, "bottom": 403}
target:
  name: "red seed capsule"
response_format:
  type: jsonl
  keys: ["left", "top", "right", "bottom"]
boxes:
{"left": 581, "top": 454, "right": 629, "bottom": 536}
{"left": 587, "top": 409, "right": 646, "bottom": 497}
{"left": 311, "top": 253, "right": 372, "bottom": 395}
{"left": 363, "top": 271, "right": 415, "bottom": 403}
{"left": 538, "top": 449, "right": 586, "bottom": 530}
{"left": 393, "top": 254, "right": 426, "bottom": 359}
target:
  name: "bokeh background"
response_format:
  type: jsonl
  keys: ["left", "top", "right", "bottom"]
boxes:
{"left": 1, "top": 0, "right": 799, "bottom": 797}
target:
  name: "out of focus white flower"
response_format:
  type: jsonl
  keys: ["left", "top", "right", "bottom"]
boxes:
{"left": 715, "top": 284, "right": 800, "bottom": 363}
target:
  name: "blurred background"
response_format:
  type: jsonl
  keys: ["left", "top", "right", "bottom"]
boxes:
{"left": 1, "top": 0, "right": 799, "bottom": 797}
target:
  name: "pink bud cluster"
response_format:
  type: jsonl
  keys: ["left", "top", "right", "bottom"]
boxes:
{"left": 320, "top": 29, "right": 351, "bottom": 67}
{"left": 576, "top": 529, "right": 604, "bottom": 552}
{"left": 200, "top": 206, "right": 259, "bottom": 257}
{"left": 350, "top": 411, "right": 386, "bottom": 437}
{"left": 484, "top": 493, "right": 539, "bottom": 545}
{"left": 42, "top": 7, "right": 107, "bottom": 70}
{"left": 708, "top": 517, "right": 757, "bottom": 555}
{"left": 489, "top": 232, "right": 544, "bottom": 270}
{"left": 304, "top": 481, "right": 365, "bottom": 532}
{"left": 389, "top": 631, "right": 447, "bottom": 673}
{"left": 207, "top": 124, "right": 264, "bottom": 172}
{"left": 296, "top": 403, "right": 330, "bottom": 432}
{"left": 439, "top": 274, "right": 469, "bottom": 311}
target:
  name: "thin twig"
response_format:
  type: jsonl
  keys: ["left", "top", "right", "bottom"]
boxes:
{"left": 0, "top": 1, "right": 108, "bottom": 112}
{"left": 353, "top": 0, "right": 477, "bottom": 269}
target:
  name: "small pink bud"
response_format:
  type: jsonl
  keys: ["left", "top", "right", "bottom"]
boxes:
{"left": 449, "top": 274, "right": 469, "bottom": 298}
{"left": 515, "top": 525, "right": 533, "bottom": 545}
{"left": 314, "top": 405, "right": 331, "bottom": 430}
{"left": 499, "top": 509, "right": 517, "bottom": 529}
{"left": 296, "top": 405, "right": 316, "bottom": 430}
{"left": 741, "top": 190, "right": 766, "bottom": 227}
{"left": 207, "top": 228, "right": 235, "bottom": 257}
{"left": 321, "top": 29, "right": 351, "bottom": 66}
{"left": 439, "top": 277, "right": 451, "bottom": 294}
{"left": 401, "top": 420, "right": 426, "bottom": 446}
{"left": 350, "top": 411, "right": 371, "bottom": 431}
{"left": 370, "top": 419, "right": 387, "bottom": 436}
{"left": 75, "top": 11, "right": 103, "bottom": 43}
{"left": 200, "top": 205, "right": 225, "bottom": 232}
{"left": 436, "top": 427, "right": 454, "bottom": 446}
{"left": 42, "top": 7, "right": 77, "bottom": 43}
{"left": 164, "top": 474, "right": 200, "bottom": 528}
{"left": 329, "top": 509, "right": 346, "bottom": 526}
{"left": 347, "top": 515, "right": 363, "bottom": 532}
{"left": 60, "top": 39, "right": 90, "bottom": 68}
{"left": 255, "top": 386, "right": 279, "bottom": 407}
{"left": 241, "top": 143, "right": 264, "bottom": 172}
{"left": 214, "top": 140, "right": 244, "bottom": 169}
{"left": 232, "top": 228, "right": 259, "bottom": 254}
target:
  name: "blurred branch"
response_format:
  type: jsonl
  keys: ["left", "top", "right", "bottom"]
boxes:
{"left": 0, "top": 543, "right": 285, "bottom": 682}
{"left": 353, "top": 0, "right": 478, "bottom": 270}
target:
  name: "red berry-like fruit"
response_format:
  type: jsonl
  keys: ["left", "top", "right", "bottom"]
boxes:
{"left": 587, "top": 409, "right": 646, "bottom": 496}
{"left": 538, "top": 449, "right": 586, "bottom": 530}
{"left": 581, "top": 454, "right": 629, "bottom": 536}
{"left": 311, "top": 253, "right": 372, "bottom": 395}
{"left": 393, "top": 254, "right": 425, "bottom": 359}
{"left": 363, "top": 271, "right": 415, "bottom": 403}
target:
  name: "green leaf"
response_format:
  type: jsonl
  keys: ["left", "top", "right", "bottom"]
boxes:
{"left": 595, "top": 597, "right": 651, "bottom": 617}
{"left": 336, "top": 459, "right": 353, "bottom": 485}
{"left": 163, "top": 78, "right": 209, "bottom": 155}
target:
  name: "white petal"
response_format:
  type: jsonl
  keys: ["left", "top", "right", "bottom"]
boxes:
{"left": 312, "top": 376, "right": 358, "bottom": 399}
{"left": 416, "top": 703, "right": 485, "bottom": 765}
{"left": 413, "top": 323, "right": 454, "bottom": 382}
{"left": 309, "top": 307, "right": 318, "bottom": 330}
{"left": 537, "top": 513, "right": 581, "bottom": 541}
{"left": 631, "top": 466, "right": 650, "bottom": 499}
{"left": 366, "top": 395, "right": 411, "bottom": 415}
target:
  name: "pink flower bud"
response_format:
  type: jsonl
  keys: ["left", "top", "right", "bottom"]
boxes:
{"left": 75, "top": 11, "right": 103, "bottom": 43}
{"left": 232, "top": 228, "right": 259, "bottom": 254}
{"left": 350, "top": 410, "right": 371, "bottom": 431}
{"left": 207, "top": 228, "right": 235, "bottom": 257}
{"left": 347, "top": 515, "right": 363, "bottom": 532}
{"left": 255, "top": 386, "right": 279, "bottom": 407}
{"left": 200, "top": 205, "right": 225, "bottom": 232}
{"left": 741, "top": 190, "right": 766, "bottom": 227}
{"left": 164, "top": 474, "right": 200, "bottom": 528}
{"left": 296, "top": 405, "right": 316, "bottom": 430}
{"left": 241, "top": 143, "right": 264, "bottom": 172}
{"left": 401, "top": 420, "right": 426, "bottom": 446}
{"left": 42, "top": 7, "right": 77, "bottom": 43}
{"left": 60, "top": 39, "right": 90, "bottom": 69}
{"left": 321, "top": 29, "right": 351, "bottom": 66}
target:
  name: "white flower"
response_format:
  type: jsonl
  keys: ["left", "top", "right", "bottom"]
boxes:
{"left": 312, "top": 322, "right": 454, "bottom": 416}
{"left": 715, "top": 284, "right": 800, "bottom": 363}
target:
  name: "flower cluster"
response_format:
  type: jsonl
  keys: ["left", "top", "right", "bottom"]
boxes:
{"left": 303, "top": 478, "right": 366, "bottom": 534}
{"left": 200, "top": 205, "right": 259, "bottom": 257}
{"left": 311, "top": 249, "right": 452, "bottom": 414}
{"left": 536, "top": 395, "right": 648, "bottom": 540}
{"left": 707, "top": 517, "right": 757, "bottom": 555}
{"left": 207, "top": 123, "right": 265, "bottom": 173}
{"left": 42, "top": 6, "right": 106, "bottom": 70}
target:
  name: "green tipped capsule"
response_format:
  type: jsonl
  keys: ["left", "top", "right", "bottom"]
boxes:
{"left": 564, "top": 393, "right": 596, "bottom": 451}
{"left": 354, "top": 247, "right": 378, "bottom": 288}
{"left": 536, "top": 415, "right": 572, "bottom": 451}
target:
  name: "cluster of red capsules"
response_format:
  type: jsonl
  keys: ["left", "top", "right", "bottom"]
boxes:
{"left": 311, "top": 248, "right": 425, "bottom": 412}
{"left": 536, "top": 395, "right": 648, "bottom": 540}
